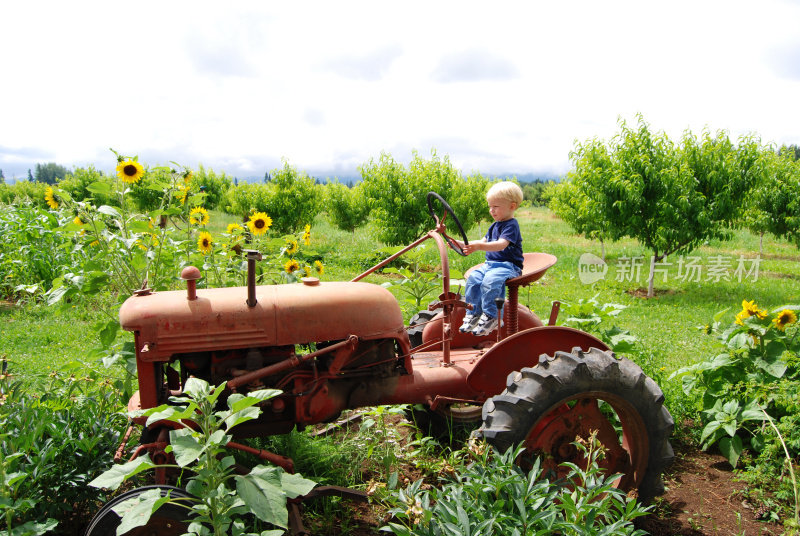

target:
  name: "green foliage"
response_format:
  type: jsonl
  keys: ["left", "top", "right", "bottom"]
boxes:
{"left": 0, "top": 357, "right": 125, "bottom": 533}
{"left": 58, "top": 166, "right": 114, "bottom": 206}
{"left": 324, "top": 181, "right": 370, "bottom": 233}
{"left": 0, "top": 181, "right": 49, "bottom": 208}
{"left": 671, "top": 300, "right": 800, "bottom": 469}
{"left": 223, "top": 162, "right": 321, "bottom": 234}
{"left": 380, "top": 245, "right": 442, "bottom": 314}
{"left": 743, "top": 150, "right": 800, "bottom": 249}
{"left": 521, "top": 179, "right": 556, "bottom": 207}
{"left": 0, "top": 204, "right": 74, "bottom": 299}
{"left": 359, "top": 151, "right": 488, "bottom": 245}
{"left": 90, "top": 377, "right": 316, "bottom": 534}
{"left": 554, "top": 115, "right": 766, "bottom": 296}
{"left": 33, "top": 162, "right": 70, "bottom": 185}
{"left": 380, "top": 436, "right": 649, "bottom": 536}
{"left": 191, "top": 164, "right": 234, "bottom": 210}
{"left": 559, "top": 296, "right": 639, "bottom": 354}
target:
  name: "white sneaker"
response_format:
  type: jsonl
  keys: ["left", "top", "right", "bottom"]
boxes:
{"left": 459, "top": 313, "right": 480, "bottom": 333}
{"left": 472, "top": 313, "right": 498, "bottom": 336}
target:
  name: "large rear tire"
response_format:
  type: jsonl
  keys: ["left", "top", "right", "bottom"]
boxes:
{"left": 85, "top": 485, "right": 193, "bottom": 536}
{"left": 407, "top": 309, "right": 437, "bottom": 348}
{"left": 479, "top": 347, "right": 673, "bottom": 502}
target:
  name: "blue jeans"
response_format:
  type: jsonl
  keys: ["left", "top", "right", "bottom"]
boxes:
{"left": 463, "top": 261, "right": 522, "bottom": 319}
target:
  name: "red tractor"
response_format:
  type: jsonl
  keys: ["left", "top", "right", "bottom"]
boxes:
{"left": 91, "top": 193, "right": 673, "bottom": 533}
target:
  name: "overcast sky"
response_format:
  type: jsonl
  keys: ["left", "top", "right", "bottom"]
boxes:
{"left": 1, "top": 1, "right": 799, "bottom": 181}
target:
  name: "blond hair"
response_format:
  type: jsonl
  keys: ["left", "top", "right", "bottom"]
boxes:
{"left": 486, "top": 181, "right": 523, "bottom": 206}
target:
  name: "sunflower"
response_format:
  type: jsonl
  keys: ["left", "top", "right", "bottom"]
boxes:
{"left": 226, "top": 223, "right": 243, "bottom": 234}
{"left": 197, "top": 231, "right": 213, "bottom": 254}
{"left": 73, "top": 216, "right": 84, "bottom": 226}
{"left": 285, "top": 239, "right": 299, "bottom": 255}
{"left": 314, "top": 260, "right": 324, "bottom": 276}
{"left": 736, "top": 299, "right": 768, "bottom": 325}
{"left": 772, "top": 309, "right": 798, "bottom": 331}
{"left": 302, "top": 224, "right": 311, "bottom": 245}
{"left": 303, "top": 265, "right": 312, "bottom": 277}
{"left": 284, "top": 259, "right": 300, "bottom": 274}
{"left": 183, "top": 171, "right": 193, "bottom": 184}
{"left": 189, "top": 207, "right": 210, "bottom": 226}
{"left": 247, "top": 212, "right": 272, "bottom": 236}
{"left": 45, "top": 187, "right": 59, "bottom": 209}
{"left": 116, "top": 159, "right": 145, "bottom": 184}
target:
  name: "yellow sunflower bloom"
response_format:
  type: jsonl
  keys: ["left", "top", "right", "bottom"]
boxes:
{"left": 45, "top": 187, "right": 59, "bottom": 209}
{"left": 773, "top": 309, "right": 798, "bottom": 331}
{"left": 303, "top": 265, "right": 312, "bottom": 277}
{"left": 285, "top": 239, "right": 299, "bottom": 255}
{"left": 302, "top": 224, "right": 311, "bottom": 245}
{"left": 284, "top": 259, "right": 300, "bottom": 274}
{"left": 226, "top": 223, "right": 243, "bottom": 234}
{"left": 247, "top": 212, "right": 272, "bottom": 236}
{"left": 314, "top": 260, "right": 324, "bottom": 276}
{"left": 197, "top": 231, "right": 213, "bottom": 254}
{"left": 736, "top": 299, "right": 768, "bottom": 325}
{"left": 189, "top": 207, "right": 210, "bottom": 226}
{"left": 183, "top": 171, "right": 193, "bottom": 184}
{"left": 73, "top": 216, "right": 84, "bottom": 226}
{"left": 116, "top": 159, "right": 145, "bottom": 184}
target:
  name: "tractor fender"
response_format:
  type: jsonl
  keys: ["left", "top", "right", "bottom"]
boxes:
{"left": 466, "top": 326, "right": 609, "bottom": 397}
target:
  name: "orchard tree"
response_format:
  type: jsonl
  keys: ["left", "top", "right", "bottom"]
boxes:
{"left": 359, "top": 150, "right": 487, "bottom": 245}
{"left": 325, "top": 181, "right": 370, "bottom": 233}
{"left": 568, "top": 116, "right": 762, "bottom": 297}
{"left": 744, "top": 150, "right": 800, "bottom": 252}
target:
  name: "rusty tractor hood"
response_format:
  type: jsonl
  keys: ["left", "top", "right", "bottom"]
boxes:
{"left": 119, "top": 281, "right": 405, "bottom": 361}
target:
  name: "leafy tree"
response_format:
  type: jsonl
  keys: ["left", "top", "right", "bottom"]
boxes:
{"left": 779, "top": 144, "right": 800, "bottom": 161}
{"left": 566, "top": 116, "right": 762, "bottom": 296}
{"left": 224, "top": 162, "right": 321, "bottom": 234}
{"left": 325, "top": 181, "right": 370, "bottom": 232}
{"left": 27, "top": 169, "right": 34, "bottom": 182}
{"left": 191, "top": 164, "right": 233, "bottom": 210}
{"left": 744, "top": 150, "right": 800, "bottom": 252}
{"left": 34, "top": 162, "right": 71, "bottom": 185}
{"left": 0, "top": 168, "right": 5, "bottom": 184}
{"left": 359, "top": 150, "right": 487, "bottom": 245}
{"left": 521, "top": 179, "right": 556, "bottom": 206}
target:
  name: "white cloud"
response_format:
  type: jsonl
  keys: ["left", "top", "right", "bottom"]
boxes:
{"left": 1, "top": 0, "right": 799, "bottom": 179}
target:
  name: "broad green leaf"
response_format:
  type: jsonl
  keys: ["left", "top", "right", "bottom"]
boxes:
{"left": 170, "top": 428, "right": 204, "bottom": 467}
{"left": 98, "top": 205, "right": 122, "bottom": 218}
{"left": 87, "top": 181, "right": 113, "bottom": 195}
{"left": 89, "top": 456, "right": 155, "bottom": 489}
{"left": 235, "top": 473, "right": 288, "bottom": 528}
{"left": 699, "top": 420, "right": 721, "bottom": 445}
{"left": 113, "top": 488, "right": 168, "bottom": 535}
{"left": 279, "top": 471, "right": 317, "bottom": 498}
{"left": 223, "top": 406, "right": 261, "bottom": 431}
{"left": 719, "top": 435, "right": 743, "bottom": 468}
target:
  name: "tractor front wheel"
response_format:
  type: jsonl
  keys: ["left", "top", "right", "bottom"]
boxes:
{"left": 479, "top": 347, "right": 673, "bottom": 501}
{"left": 85, "top": 485, "right": 193, "bottom": 536}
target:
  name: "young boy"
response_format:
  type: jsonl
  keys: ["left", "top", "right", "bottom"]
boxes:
{"left": 455, "top": 181, "right": 524, "bottom": 336}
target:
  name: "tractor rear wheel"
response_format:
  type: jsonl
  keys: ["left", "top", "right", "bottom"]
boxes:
{"left": 479, "top": 347, "right": 673, "bottom": 502}
{"left": 85, "top": 485, "right": 193, "bottom": 536}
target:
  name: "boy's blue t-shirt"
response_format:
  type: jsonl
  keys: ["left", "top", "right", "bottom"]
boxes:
{"left": 484, "top": 218, "right": 524, "bottom": 269}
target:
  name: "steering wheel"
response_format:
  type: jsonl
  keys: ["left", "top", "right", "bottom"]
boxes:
{"left": 426, "top": 192, "right": 469, "bottom": 257}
